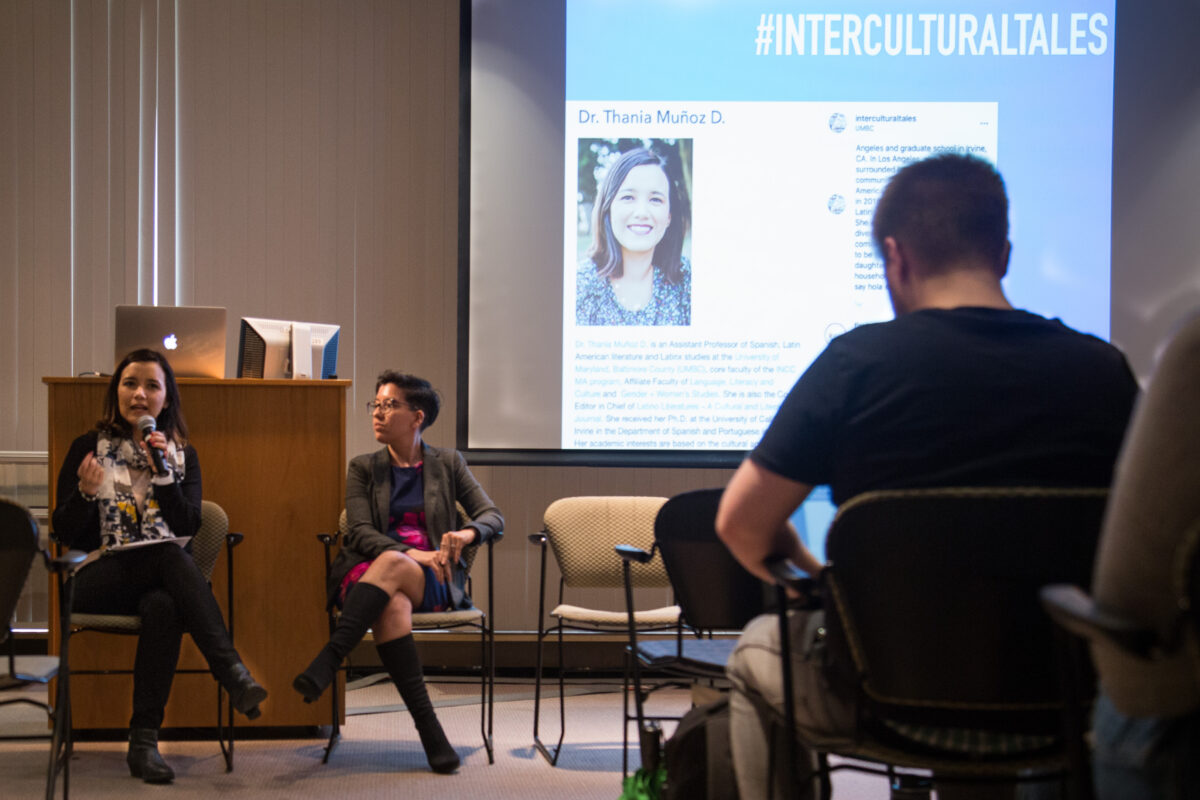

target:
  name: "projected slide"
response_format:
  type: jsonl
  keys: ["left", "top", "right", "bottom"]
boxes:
{"left": 463, "top": 1, "right": 1115, "bottom": 459}
{"left": 558, "top": 1, "right": 1113, "bottom": 453}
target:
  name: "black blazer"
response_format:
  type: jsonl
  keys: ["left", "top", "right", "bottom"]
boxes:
{"left": 326, "top": 443, "right": 503, "bottom": 608}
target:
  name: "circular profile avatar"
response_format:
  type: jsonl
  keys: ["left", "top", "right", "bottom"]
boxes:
{"left": 576, "top": 147, "right": 691, "bottom": 326}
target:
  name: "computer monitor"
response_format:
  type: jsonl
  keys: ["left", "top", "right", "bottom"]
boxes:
{"left": 236, "top": 317, "right": 339, "bottom": 379}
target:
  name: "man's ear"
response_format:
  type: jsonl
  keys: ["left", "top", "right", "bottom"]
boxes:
{"left": 882, "top": 236, "right": 907, "bottom": 283}
{"left": 998, "top": 240, "right": 1012, "bottom": 279}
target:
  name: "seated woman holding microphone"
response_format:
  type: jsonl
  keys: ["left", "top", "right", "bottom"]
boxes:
{"left": 293, "top": 371, "right": 503, "bottom": 774}
{"left": 52, "top": 348, "right": 267, "bottom": 784}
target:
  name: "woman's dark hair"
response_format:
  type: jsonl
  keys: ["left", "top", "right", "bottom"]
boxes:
{"left": 376, "top": 371, "right": 440, "bottom": 431}
{"left": 97, "top": 348, "right": 189, "bottom": 443}
{"left": 588, "top": 147, "right": 690, "bottom": 284}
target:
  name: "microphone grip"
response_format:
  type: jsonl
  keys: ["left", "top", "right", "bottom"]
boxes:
{"left": 136, "top": 415, "right": 168, "bottom": 477}
{"left": 148, "top": 446, "right": 168, "bottom": 477}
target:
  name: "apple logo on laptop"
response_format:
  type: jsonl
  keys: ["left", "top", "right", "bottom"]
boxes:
{"left": 162, "top": 333, "right": 179, "bottom": 351}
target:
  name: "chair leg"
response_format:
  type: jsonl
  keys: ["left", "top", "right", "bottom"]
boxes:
{"left": 817, "top": 752, "right": 832, "bottom": 800}
{"left": 532, "top": 622, "right": 567, "bottom": 766}
{"left": 622, "top": 651, "right": 631, "bottom": 776}
{"left": 1054, "top": 626, "right": 1096, "bottom": 800}
{"left": 318, "top": 597, "right": 342, "bottom": 764}
{"left": 47, "top": 574, "right": 75, "bottom": 800}
{"left": 219, "top": 540, "right": 236, "bottom": 772}
{"left": 322, "top": 671, "right": 341, "bottom": 764}
{"left": 217, "top": 682, "right": 233, "bottom": 771}
{"left": 621, "top": 558, "right": 642, "bottom": 777}
{"left": 481, "top": 541, "right": 496, "bottom": 765}
{"left": 479, "top": 618, "right": 494, "bottom": 764}
{"left": 46, "top": 669, "right": 69, "bottom": 800}
{"left": 775, "top": 585, "right": 802, "bottom": 799}
{"left": 532, "top": 621, "right": 546, "bottom": 760}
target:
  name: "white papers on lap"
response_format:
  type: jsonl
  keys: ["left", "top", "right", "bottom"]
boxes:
{"left": 76, "top": 536, "right": 194, "bottom": 571}
{"left": 107, "top": 536, "right": 192, "bottom": 552}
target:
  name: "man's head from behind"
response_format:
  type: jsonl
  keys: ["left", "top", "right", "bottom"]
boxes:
{"left": 872, "top": 153, "right": 1011, "bottom": 313}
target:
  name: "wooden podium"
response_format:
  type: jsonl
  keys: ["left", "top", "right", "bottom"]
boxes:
{"left": 45, "top": 377, "right": 349, "bottom": 729}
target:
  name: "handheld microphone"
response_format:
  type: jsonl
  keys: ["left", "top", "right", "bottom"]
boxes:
{"left": 136, "top": 415, "right": 168, "bottom": 476}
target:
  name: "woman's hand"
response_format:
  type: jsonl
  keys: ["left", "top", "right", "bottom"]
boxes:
{"left": 140, "top": 430, "right": 169, "bottom": 472}
{"left": 439, "top": 529, "right": 475, "bottom": 565}
{"left": 76, "top": 452, "right": 105, "bottom": 497}
{"left": 406, "top": 548, "right": 450, "bottom": 585}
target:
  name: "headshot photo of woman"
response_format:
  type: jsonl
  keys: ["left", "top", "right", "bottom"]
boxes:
{"left": 575, "top": 140, "right": 692, "bottom": 326}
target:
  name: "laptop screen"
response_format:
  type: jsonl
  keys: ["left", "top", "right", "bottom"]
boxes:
{"left": 113, "top": 305, "right": 227, "bottom": 379}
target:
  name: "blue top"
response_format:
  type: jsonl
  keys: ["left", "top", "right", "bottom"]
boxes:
{"left": 388, "top": 463, "right": 429, "bottom": 550}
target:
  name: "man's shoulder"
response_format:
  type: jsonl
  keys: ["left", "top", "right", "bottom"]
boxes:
{"left": 819, "top": 307, "right": 1133, "bottom": 392}
{"left": 836, "top": 308, "right": 1113, "bottom": 348}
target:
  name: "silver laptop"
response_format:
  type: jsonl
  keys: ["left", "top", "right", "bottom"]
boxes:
{"left": 114, "top": 305, "right": 227, "bottom": 378}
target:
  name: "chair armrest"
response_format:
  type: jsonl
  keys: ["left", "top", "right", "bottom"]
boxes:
{"left": 226, "top": 531, "right": 245, "bottom": 548}
{"left": 528, "top": 531, "right": 547, "bottom": 546}
{"left": 765, "top": 555, "right": 823, "bottom": 610}
{"left": 317, "top": 532, "right": 338, "bottom": 546}
{"left": 1040, "top": 584, "right": 1159, "bottom": 659}
{"left": 615, "top": 544, "right": 655, "bottom": 564}
{"left": 44, "top": 548, "right": 87, "bottom": 574}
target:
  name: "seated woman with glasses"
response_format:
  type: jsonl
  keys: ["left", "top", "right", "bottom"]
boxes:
{"left": 293, "top": 371, "right": 503, "bottom": 774}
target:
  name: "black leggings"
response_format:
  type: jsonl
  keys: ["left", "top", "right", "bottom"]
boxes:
{"left": 71, "top": 543, "right": 238, "bottom": 730}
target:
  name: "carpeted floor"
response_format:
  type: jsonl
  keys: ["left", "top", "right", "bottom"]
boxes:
{"left": 0, "top": 678, "right": 891, "bottom": 799}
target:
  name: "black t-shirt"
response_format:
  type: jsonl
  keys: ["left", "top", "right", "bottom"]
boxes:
{"left": 752, "top": 308, "right": 1139, "bottom": 505}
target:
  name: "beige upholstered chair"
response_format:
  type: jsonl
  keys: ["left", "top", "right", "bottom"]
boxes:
{"left": 528, "top": 495, "right": 679, "bottom": 766}
{"left": 317, "top": 507, "right": 497, "bottom": 764}
{"left": 66, "top": 500, "right": 244, "bottom": 771}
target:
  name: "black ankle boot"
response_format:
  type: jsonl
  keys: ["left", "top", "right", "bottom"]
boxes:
{"left": 294, "top": 582, "right": 392, "bottom": 703}
{"left": 222, "top": 663, "right": 268, "bottom": 719}
{"left": 127, "top": 728, "right": 174, "bottom": 783}
{"left": 377, "top": 635, "right": 460, "bottom": 774}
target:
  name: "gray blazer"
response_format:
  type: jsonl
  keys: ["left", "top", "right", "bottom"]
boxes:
{"left": 326, "top": 443, "right": 504, "bottom": 608}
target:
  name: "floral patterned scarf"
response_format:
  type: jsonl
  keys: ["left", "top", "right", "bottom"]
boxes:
{"left": 94, "top": 432, "right": 186, "bottom": 548}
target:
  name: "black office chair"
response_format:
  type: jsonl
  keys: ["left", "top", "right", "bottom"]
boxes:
{"left": 616, "top": 487, "right": 770, "bottom": 774}
{"left": 1, "top": 497, "right": 84, "bottom": 800}
{"left": 316, "top": 507, "right": 498, "bottom": 764}
{"left": 767, "top": 487, "right": 1107, "bottom": 800}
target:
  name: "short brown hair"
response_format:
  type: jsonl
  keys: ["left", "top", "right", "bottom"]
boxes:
{"left": 872, "top": 153, "right": 1009, "bottom": 274}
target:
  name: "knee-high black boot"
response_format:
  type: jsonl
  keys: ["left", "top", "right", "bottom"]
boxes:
{"left": 377, "top": 635, "right": 460, "bottom": 774}
{"left": 156, "top": 546, "right": 267, "bottom": 718}
{"left": 294, "top": 582, "right": 392, "bottom": 702}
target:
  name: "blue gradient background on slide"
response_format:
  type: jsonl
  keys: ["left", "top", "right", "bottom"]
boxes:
{"left": 566, "top": 0, "right": 1116, "bottom": 339}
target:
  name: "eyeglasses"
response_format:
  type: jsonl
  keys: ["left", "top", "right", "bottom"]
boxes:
{"left": 366, "top": 399, "right": 415, "bottom": 415}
